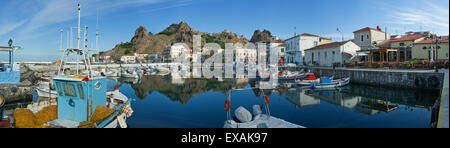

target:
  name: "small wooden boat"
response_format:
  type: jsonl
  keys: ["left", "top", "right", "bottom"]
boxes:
{"left": 278, "top": 71, "right": 305, "bottom": 81}
{"left": 295, "top": 73, "right": 320, "bottom": 85}
{"left": 310, "top": 77, "right": 350, "bottom": 89}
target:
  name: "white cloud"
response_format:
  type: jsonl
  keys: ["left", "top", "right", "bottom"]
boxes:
{"left": 388, "top": 1, "right": 449, "bottom": 35}
{"left": 8, "top": 0, "right": 179, "bottom": 41}
{"left": 0, "top": 20, "right": 27, "bottom": 37}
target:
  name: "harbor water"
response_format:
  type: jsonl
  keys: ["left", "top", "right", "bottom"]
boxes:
{"left": 94, "top": 75, "right": 440, "bottom": 128}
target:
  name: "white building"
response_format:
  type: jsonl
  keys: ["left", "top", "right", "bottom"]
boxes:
{"left": 285, "top": 33, "right": 330, "bottom": 65}
{"left": 121, "top": 56, "right": 136, "bottom": 64}
{"left": 304, "top": 41, "right": 360, "bottom": 67}
{"left": 235, "top": 47, "right": 257, "bottom": 63}
{"left": 170, "top": 44, "right": 191, "bottom": 60}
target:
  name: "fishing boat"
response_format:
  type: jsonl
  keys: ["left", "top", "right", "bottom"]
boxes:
{"left": 310, "top": 77, "right": 350, "bottom": 89}
{"left": 223, "top": 89, "right": 305, "bottom": 128}
{"left": 156, "top": 66, "right": 170, "bottom": 76}
{"left": 101, "top": 69, "right": 119, "bottom": 77}
{"left": 36, "top": 77, "right": 57, "bottom": 98}
{"left": 295, "top": 73, "right": 320, "bottom": 85}
{"left": 0, "top": 42, "right": 21, "bottom": 84}
{"left": 120, "top": 69, "right": 139, "bottom": 79}
{"left": 278, "top": 71, "right": 305, "bottom": 81}
{"left": 7, "top": 3, "right": 133, "bottom": 128}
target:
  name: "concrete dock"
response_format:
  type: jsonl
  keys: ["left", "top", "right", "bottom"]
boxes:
{"left": 304, "top": 67, "right": 445, "bottom": 90}
{"left": 438, "top": 69, "right": 449, "bottom": 128}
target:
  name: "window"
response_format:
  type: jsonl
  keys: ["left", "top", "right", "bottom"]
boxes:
{"left": 314, "top": 41, "right": 318, "bottom": 46}
{"left": 325, "top": 51, "right": 327, "bottom": 59}
{"left": 361, "top": 35, "right": 364, "bottom": 42}
{"left": 77, "top": 84, "right": 84, "bottom": 99}
{"left": 62, "top": 83, "right": 77, "bottom": 97}
{"left": 367, "top": 35, "right": 369, "bottom": 40}
{"left": 399, "top": 43, "right": 405, "bottom": 46}
{"left": 423, "top": 46, "right": 427, "bottom": 50}
{"left": 56, "top": 82, "right": 63, "bottom": 96}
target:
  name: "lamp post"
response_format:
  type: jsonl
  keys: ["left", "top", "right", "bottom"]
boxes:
{"left": 336, "top": 28, "right": 344, "bottom": 42}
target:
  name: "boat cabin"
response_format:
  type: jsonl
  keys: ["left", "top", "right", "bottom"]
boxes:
{"left": 0, "top": 45, "right": 20, "bottom": 84}
{"left": 53, "top": 75, "right": 106, "bottom": 122}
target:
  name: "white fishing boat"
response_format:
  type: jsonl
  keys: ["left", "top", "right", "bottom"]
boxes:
{"left": 278, "top": 71, "right": 306, "bottom": 81}
{"left": 223, "top": 89, "right": 305, "bottom": 128}
{"left": 310, "top": 77, "right": 350, "bottom": 89}
{"left": 156, "top": 66, "right": 170, "bottom": 76}
{"left": 36, "top": 77, "right": 57, "bottom": 98}
{"left": 120, "top": 70, "right": 139, "bottom": 79}
{"left": 102, "top": 69, "right": 119, "bottom": 77}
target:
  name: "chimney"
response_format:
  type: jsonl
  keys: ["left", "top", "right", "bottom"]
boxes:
{"left": 377, "top": 26, "right": 381, "bottom": 31}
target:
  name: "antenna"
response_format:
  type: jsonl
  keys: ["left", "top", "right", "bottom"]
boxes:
{"left": 96, "top": 8, "right": 100, "bottom": 51}
{"left": 60, "top": 29, "right": 64, "bottom": 50}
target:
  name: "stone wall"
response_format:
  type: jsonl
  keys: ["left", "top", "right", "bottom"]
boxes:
{"left": 285, "top": 66, "right": 444, "bottom": 89}
{"left": 309, "top": 67, "right": 444, "bottom": 89}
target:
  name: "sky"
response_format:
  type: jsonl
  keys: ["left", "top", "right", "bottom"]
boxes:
{"left": 0, "top": 0, "right": 448, "bottom": 61}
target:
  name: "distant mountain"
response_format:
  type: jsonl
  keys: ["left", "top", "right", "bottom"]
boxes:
{"left": 100, "top": 21, "right": 249, "bottom": 61}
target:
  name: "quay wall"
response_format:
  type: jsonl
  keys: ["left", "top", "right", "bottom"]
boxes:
{"left": 288, "top": 66, "right": 444, "bottom": 90}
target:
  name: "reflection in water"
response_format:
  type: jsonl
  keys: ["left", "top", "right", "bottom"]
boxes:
{"left": 125, "top": 75, "right": 248, "bottom": 104}
{"left": 283, "top": 85, "right": 438, "bottom": 114}
{"left": 116, "top": 75, "right": 439, "bottom": 128}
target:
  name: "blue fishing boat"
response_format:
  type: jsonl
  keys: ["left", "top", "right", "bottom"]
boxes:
{"left": 0, "top": 40, "right": 21, "bottom": 84}
{"left": 7, "top": 2, "right": 133, "bottom": 128}
{"left": 310, "top": 77, "right": 350, "bottom": 89}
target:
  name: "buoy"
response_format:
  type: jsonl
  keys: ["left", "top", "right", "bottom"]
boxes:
{"left": 224, "top": 100, "right": 231, "bottom": 111}
{"left": 263, "top": 95, "right": 270, "bottom": 105}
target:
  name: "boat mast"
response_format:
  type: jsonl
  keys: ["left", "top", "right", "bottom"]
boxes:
{"left": 77, "top": 2, "right": 81, "bottom": 75}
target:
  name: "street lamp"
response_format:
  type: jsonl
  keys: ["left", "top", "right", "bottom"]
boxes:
{"left": 336, "top": 28, "right": 344, "bottom": 42}
{"left": 8, "top": 39, "right": 12, "bottom": 47}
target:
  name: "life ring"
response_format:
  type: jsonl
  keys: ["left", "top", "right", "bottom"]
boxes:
{"left": 263, "top": 95, "right": 270, "bottom": 105}
{"left": 224, "top": 100, "right": 231, "bottom": 111}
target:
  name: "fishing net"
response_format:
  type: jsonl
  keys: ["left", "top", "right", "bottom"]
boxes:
{"left": 35, "top": 105, "right": 58, "bottom": 125}
{"left": 12, "top": 108, "right": 45, "bottom": 128}
{"left": 78, "top": 121, "right": 96, "bottom": 128}
{"left": 78, "top": 105, "right": 115, "bottom": 128}
{"left": 91, "top": 105, "right": 115, "bottom": 123}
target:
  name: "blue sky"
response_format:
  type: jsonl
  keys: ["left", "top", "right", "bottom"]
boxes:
{"left": 0, "top": 0, "right": 448, "bottom": 61}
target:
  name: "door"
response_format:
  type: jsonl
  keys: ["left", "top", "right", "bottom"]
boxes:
{"left": 56, "top": 81, "right": 87, "bottom": 122}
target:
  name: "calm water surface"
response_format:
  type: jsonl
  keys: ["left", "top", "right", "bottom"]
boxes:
{"left": 106, "top": 75, "right": 439, "bottom": 128}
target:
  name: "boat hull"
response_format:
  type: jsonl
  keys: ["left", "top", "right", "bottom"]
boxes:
{"left": 36, "top": 88, "right": 57, "bottom": 98}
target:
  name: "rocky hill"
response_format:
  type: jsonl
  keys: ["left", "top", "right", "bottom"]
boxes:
{"left": 100, "top": 21, "right": 249, "bottom": 61}
{"left": 250, "top": 29, "right": 272, "bottom": 43}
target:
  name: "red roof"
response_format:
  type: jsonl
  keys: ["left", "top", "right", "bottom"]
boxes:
{"left": 300, "top": 33, "right": 320, "bottom": 37}
{"left": 320, "top": 37, "right": 331, "bottom": 40}
{"left": 305, "top": 41, "right": 351, "bottom": 51}
{"left": 353, "top": 27, "right": 384, "bottom": 33}
{"left": 389, "top": 34, "right": 426, "bottom": 42}
{"left": 415, "top": 36, "right": 449, "bottom": 44}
